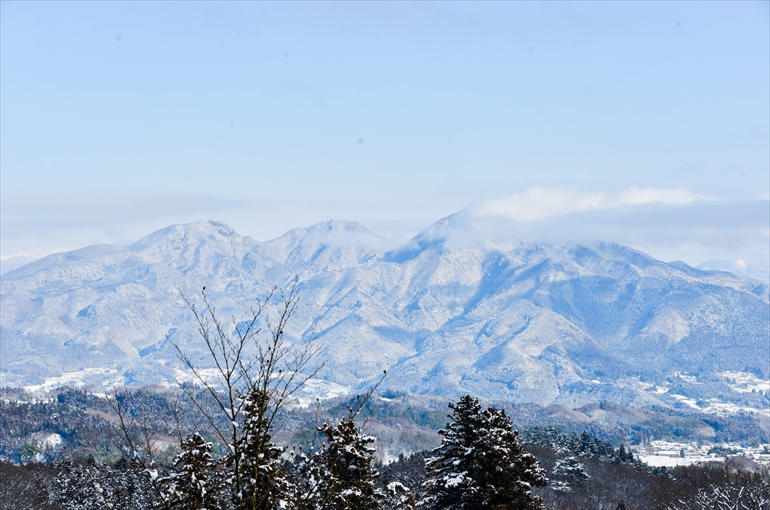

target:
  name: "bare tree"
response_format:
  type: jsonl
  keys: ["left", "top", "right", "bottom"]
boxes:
{"left": 662, "top": 462, "right": 770, "bottom": 510}
{"left": 108, "top": 387, "right": 172, "bottom": 509}
{"left": 174, "top": 278, "right": 323, "bottom": 509}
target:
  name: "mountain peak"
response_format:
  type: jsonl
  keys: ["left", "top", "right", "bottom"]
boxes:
{"left": 206, "top": 219, "right": 237, "bottom": 237}
{"left": 131, "top": 220, "right": 250, "bottom": 247}
{"left": 264, "top": 219, "right": 390, "bottom": 251}
{"left": 304, "top": 219, "right": 383, "bottom": 237}
{"left": 3, "top": 216, "right": 767, "bottom": 410}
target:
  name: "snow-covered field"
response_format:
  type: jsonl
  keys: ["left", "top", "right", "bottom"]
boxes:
{"left": 637, "top": 440, "right": 770, "bottom": 467}
{"left": 22, "top": 368, "right": 123, "bottom": 392}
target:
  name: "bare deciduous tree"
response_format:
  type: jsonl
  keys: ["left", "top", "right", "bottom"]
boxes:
{"left": 108, "top": 387, "right": 172, "bottom": 508}
{"left": 174, "top": 278, "right": 323, "bottom": 509}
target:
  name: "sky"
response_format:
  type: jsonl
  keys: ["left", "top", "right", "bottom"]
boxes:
{"left": 1, "top": 1, "right": 769, "bottom": 278}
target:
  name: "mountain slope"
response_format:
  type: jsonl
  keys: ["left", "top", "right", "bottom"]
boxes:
{"left": 1, "top": 217, "right": 768, "bottom": 409}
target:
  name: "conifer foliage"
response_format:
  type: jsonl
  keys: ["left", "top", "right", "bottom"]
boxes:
{"left": 309, "top": 416, "right": 385, "bottom": 510}
{"left": 51, "top": 455, "right": 158, "bottom": 510}
{"left": 159, "top": 432, "right": 219, "bottom": 510}
{"left": 234, "top": 388, "right": 288, "bottom": 510}
{"left": 419, "top": 395, "right": 547, "bottom": 510}
{"left": 289, "top": 375, "right": 392, "bottom": 510}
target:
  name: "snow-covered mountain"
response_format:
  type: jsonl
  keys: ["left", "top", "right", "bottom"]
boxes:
{"left": 1, "top": 215, "right": 768, "bottom": 408}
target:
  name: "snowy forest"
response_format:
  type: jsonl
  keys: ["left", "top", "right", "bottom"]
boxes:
{"left": 1, "top": 287, "right": 769, "bottom": 509}
{"left": 2, "top": 389, "right": 770, "bottom": 510}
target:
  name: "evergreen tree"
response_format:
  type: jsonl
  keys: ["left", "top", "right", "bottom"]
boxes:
{"left": 159, "top": 433, "right": 220, "bottom": 509}
{"left": 289, "top": 377, "right": 390, "bottom": 510}
{"left": 308, "top": 417, "right": 385, "bottom": 510}
{"left": 617, "top": 444, "right": 634, "bottom": 463}
{"left": 52, "top": 455, "right": 114, "bottom": 510}
{"left": 384, "top": 481, "right": 416, "bottom": 510}
{"left": 419, "top": 395, "right": 547, "bottom": 510}
{"left": 52, "top": 455, "right": 158, "bottom": 510}
{"left": 232, "top": 388, "right": 288, "bottom": 510}
{"left": 109, "top": 457, "right": 158, "bottom": 509}
{"left": 552, "top": 456, "right": 589, "bottom": 483}
{"left": 165, "top": 282, "right": 321, "bottom": 510}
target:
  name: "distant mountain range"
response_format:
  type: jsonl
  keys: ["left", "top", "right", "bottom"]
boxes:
{"left": 1, "top": 215, "right": 768, "bottom": 411}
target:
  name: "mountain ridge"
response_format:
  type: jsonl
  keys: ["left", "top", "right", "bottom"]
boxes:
{"left": 1, "top": 218, "right": 768, "bottom": 413}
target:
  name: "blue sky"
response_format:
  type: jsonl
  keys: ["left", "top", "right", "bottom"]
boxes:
{"left": 1, "top": 1, "right": 768, "bottom": 277}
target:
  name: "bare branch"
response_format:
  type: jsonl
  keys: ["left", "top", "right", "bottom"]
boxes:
{"left": 170, "top": 279, "right": 323, "bottom": 507}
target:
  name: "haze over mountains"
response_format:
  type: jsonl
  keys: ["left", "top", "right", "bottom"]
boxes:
{"left": 1, "top": 214, "right": 768, "bottom": 411}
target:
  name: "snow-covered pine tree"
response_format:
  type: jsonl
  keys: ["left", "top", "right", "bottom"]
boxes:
{"left": 52, "top": 455, "right": 114, "bottom": 510}
{"left": 380, "top": 450, "right": 429, "bottom": 501}
{"left": 552, "top": 456, "right": 589, "bottom": 483}
{"left": 158, "top": 432, "right": 220, "bottom": 509}
{"left": 109, "top": 457, "right": 158, "bottom": 509}
{"left": 618, "top": 444, "right": 634, "bottom": 463}
{"left": 52, "top": 455, "right": 159, "bottom": 510}
{"left": 383, "top": 481, "right": 416, "bottom": 510}
{"left": 232, "top": 388, "right": 288, "bottom": 510}
{"left": 308, "top": 416, "right": 385, "bottom": 510}
{"left": 419, "top": 395, "right": 547, "bottom": 510}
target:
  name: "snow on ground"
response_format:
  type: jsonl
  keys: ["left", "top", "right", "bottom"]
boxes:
{"left": 669, "top": 394, "right": 701, "bottom": 410}
{"left": 699, "top": 400, "right": 770, "bottom": 417}
{"left": 621, "top": 376, "right": 670, "bottom": 394}
{"left": 293, "top": 378, "right": 353, "bottom": 407}
{"left": 639, "top": 455, "right": 709, "bottom": 467}
{"left": 721, "top": 371, "right": 770, "bottom": 394}
{"left": 24, "top": 368, "right": 121, "bottom": 392}
{"left": 172, "top": 367, "right": 222, "bottom": 386}
{"left": 42, "top": 433, "right": 63, "bottom": 449}
{"left": 673, "top": 372, "right": 699, "bottom": 384}
{"left": 636, "top": 440, "right": 770, "bottom": 467}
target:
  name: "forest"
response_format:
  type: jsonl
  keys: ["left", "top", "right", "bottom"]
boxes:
{"left": 1, "top": 388, "right": 769, "bottom": 510}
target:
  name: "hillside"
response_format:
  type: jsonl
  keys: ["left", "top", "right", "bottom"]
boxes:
{"left": 1, "top": 215, "right": 768, "bottom": 413}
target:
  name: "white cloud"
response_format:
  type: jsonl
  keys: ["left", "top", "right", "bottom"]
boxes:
{"left": 615, "top": 187, "right": 703, "bottom": 206}
{"left": 473, "top": 187, "right": 606, "bottom": 221}
{"left": 461, "top": 189, "right": 768, "bottom": 281}
{"left": 472, "top": 186, "right": 705, "bottom": 221}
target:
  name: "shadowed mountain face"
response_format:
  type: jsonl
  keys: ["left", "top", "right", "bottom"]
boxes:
{"left": 1, "top": 217, "right": 768, "bottom": 408}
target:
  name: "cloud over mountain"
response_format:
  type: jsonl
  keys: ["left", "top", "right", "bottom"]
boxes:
{"left": 471, "top": 186, "right": 704, "bottom": 221}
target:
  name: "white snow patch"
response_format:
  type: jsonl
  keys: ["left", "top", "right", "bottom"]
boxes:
{"left": 619, "top": 377, "right": 670, "bottom": 395}
{"left": 674, "top": 372, "right": 699, "bottom": 384}
{"left": 721, "top": 371, "right": 770, "bottom": 394}
{"left": 640, "top": 455, "right": 712, "bottom": 467}
{"left": 24, "top": 368, "right": 120, "bottom": 392}
{"left": 293, "top": 378, "right": 353, "bottom": 407}
{"left": 43, "top": 433, "right": 63, "bottom": 448}
{"left": 642, "top": 308, "right": 690, "bottom": 346}
{"left": 173, "top": 368, "right": 222, "bottom": 386}
{"left": 669, "top": 394, "right": 700, "bottom": 410}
